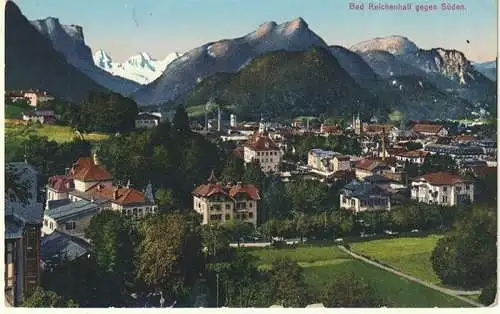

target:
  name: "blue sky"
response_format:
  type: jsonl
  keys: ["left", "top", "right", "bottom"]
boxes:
{"left": 16, "top": 0, "right": 497, "bottom": 62}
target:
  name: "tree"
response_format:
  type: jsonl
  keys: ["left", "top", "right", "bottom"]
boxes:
{"left": 220, "top": 155, "right": 244, "bottom": 183}
{"left": 173, "top": 104, "right": 190, "bottom": 133}
{"left": 155, "top": 188, "right": 177, "bottom": 211}
{"left": 431, "top": 206, "right": 497, "bottom": 289}
{"left": 332, "top": 210, "right": 354, "bottom": 236}
{"left": 23, "top": 287, "right": 78, "bottom": 307}
{"left": 320, "top": 273, "right": 384, "bottom": 307}
{"left": 269, "top": 258, "right": 309, "bottom": 307}
{"left": 223, "top": 220, "right": 254, "bottom": 247}
{"left": 421, "top": 154, "right": 458, "bottom": 174}
{"left": 201, "top": 223, "right": 231, "bottom": 261}
{"left": 478, "top": 278, "right": 497, "bottom": 306}
{"left": 136, "top": 212, "right": 203, "bottom": 302}
{"left": 243, "top": 160, "right": 265, "bottom": 186}
{"left": 78, "top": 91, "right": 138, "bottom": 133}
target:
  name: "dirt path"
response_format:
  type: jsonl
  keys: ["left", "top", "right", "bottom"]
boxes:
{"left": 338, "top": 245, "right": 482, "bottom": 307}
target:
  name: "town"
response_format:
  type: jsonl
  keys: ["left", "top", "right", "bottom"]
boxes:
{"left": 3, "top": 0, "right": 497, "bottom": 309}
{"left": 4, "top": 88, "right": 497, "bottom": 307}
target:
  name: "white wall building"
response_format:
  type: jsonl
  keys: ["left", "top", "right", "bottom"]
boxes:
{"left": 411, "top": 171, "right": 474, "bottom": 206}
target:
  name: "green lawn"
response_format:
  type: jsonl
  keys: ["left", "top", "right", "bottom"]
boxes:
{"left": 350, "top": 235, "right": 443, "bottom": 285}
{"left": 249, "top": 244, "right": 471, "bottom": 307}
{"left": 5, "top": 103, "right": 30, "bottom": 119}
{"left": 5, "top": 121, "right": 109, "bottom": 143}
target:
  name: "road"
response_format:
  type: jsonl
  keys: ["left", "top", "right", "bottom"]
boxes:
{"left": 337, "top": 245, "right": 483, "bottom": 307}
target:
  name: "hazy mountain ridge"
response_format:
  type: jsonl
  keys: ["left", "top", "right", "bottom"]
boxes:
{"left": 133, "top": 17, "right": 330, "bottom": 105}
{"left": 5, "top": 1, "right": 105, "bottom": 102}
{"left": 31, "top": 17, "right": 140, "bottom": 95}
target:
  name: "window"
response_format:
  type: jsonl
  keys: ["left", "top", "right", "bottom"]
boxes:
{"left": 65, "top": 221, "right": 76, "bottom": 230}
{"left": 442, "top": 196, "right": 448, "bottom": 203}
{"left": 225, "top": 214, "right": 231, "bottom": 220}
{"left": 133, "top": 208, "right": 138, "bottom": 216}
{"left": 465, "top": 184, "right": 470, "bottom": 190}
{"left": 249, "top": 212, "right": 254, "bottom": 218}
{"left": 198, "top": 202, "right": 201, "bottom": 208}
{"left": 443, "top": 187, "right": 448, "bottom": 192}
{"left": 50, "top": 222, "right": 54, "bottom": 230}
{"left": 225, "top": 204, "right": 231, "bottom": 210}
{"left": 249, "top": 202, "right": 253, "bottom": 208}
{"left": 44, "top": 219, "right": 48, "bottom": 227}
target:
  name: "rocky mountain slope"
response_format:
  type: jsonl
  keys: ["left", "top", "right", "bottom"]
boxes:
{"left": 473, "top": 60, "right": 497, "bottom": 81}
{"left": 178, "top": 47, "right": 388, "bottom": 120}
{"left": 4, "top": 1, "right": 105, "bottom": 102}
{"left": 133, "top": 17, "right": 329, "bottom": 105}
{"left": 31, "top": 17, "right": 140, "bottom": 95}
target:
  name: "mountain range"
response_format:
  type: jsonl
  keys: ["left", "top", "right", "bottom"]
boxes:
{"left": 30, "top": 17, "right": 140, "bottom": 95}
{"left": 4, "top": 1, "right": 105, "bottom": 102}
{"left": 93, "top": 50, "right": 181, "bottom": 85}
{"left": 4, "top": 0, "right": 497, "bottom": 120}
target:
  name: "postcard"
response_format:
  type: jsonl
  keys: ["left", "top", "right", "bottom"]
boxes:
{"left": 2, "top": 0, "right": 497, "bottom": 309}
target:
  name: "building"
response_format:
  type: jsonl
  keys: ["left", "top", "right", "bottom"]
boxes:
{"left": 40, "top": 231, "right": 90, "bottom": 271}
{"left": 411, "top": 123, "right": 448, "bottom": 137}
{"left": 230, "top": 114, "right": 237, "bottom": 127}
{"left": 22, "top": 110, "right": 55, "bottom": 124}
{"left": 192, "top": 171, "right": 260, "bottom": 225}
{"left": 411, "top": 172, "right": 474, "bottom": 206}
{"left": 339, "top": 180, "right": 391, "bottom": 213}
{"left": 24, "top": 91, "right": 54, "bottom": 107}
{"left": 242, "top": 119, "right": 282, "bottom": 173}
{"left": 319, "top": 124, "right": 343, "bottom": 136}
{"left": 307, "top": 149, "right": 350, "bottom": 174}
{"left": 46, "top": 156, "right": 157, "bottom": 221}
{"left": 4, "top": 162, "right": 44, "bottom": 306}
{"left": 395, "top": 150, "right": 429, "bottom": 165}
{"left": 135, "top": 113, "right": 160, "bottom": 128}
{"left": 42, "top": 200, "right": 101, "bottom": 238}
{"left": 353, "top": 159, "right": 390, "bottom": 180}
{"left": 424, "top": 143, "right": 485, "bottom": 161}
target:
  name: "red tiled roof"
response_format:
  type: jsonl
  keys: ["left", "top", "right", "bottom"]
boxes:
{"left": 320, "top": 124, "right": 343, "bottom": 134}
{"left": 48, "top": 176, "right": 73, "bottom": 193}
{"left": 70, "top": 157, "right": 113, "bottom": 182}
{"left": 87, "top": 184, "right": 148, "bottom": 205}
{"left": 192, "top": 183, "right": 260, "bottom": 201}
{"left": 354, "top": 159, "right": 387, "bottom": 171}
{"left": 244, "top": 133, "right": 279, "bottom": 151}
{"left": 417, "top": 171, "right": 472, "bottom": 185}
{"left": 363, "top": 124, "right": 392, "bottom": 133}
{"left": 412, "top": 124, "right": 444, "bottom": 134}
{"left": 455, "top": 135, "right": 474, "bottom": 141}
{"left": 336, "top": 156, "right": 350, "bottom": 161}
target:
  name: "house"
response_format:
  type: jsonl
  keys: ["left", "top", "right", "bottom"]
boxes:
{"left": 192, "top": 171, "right": 260, "bottom": 225}
{"left": 319, "top": 124, "right": 343, "bottom": 136}
{"left": 4, "top": 162, "right": 44, "bottom": 306}
{"left": 24, "top": 91, "right": 54, "bottom": 107}
{"left": 135, "top": 113, "right": 160, "bottom": 128}
{"left": 308, "top": 149, "right": 339, "bottom": 172}
{"left": 46, "top": 156, "right": 157, "bottom": 221}
{"left": 411, "top": 172, "right": 474, "bottom": 206}
{"left": 22, "top": 110, "right": 56, "bottom": 124}
{"left": 424, "top": 143, "right": 485, "bottom": 161}
{"left": 242, "top": 120, "right": 282, "bottom": 173}
{"left": 42, "top": 200, "right": 101, "bottom": 238}
{"left": 40, "top": 231, "right": 90, "bottom": 271}
{"left": 353, "top": 159, "right": 390, "bottom": 180}
{"left": 411, "top": 123, "right": 448, "bottom": 137}
{"left": 362, "top": 123, "right": 394, "bottom": 136}
{"left": 339, "top": 180, "right": 391, "bottom": 213}
{"left": 395, "top": 150, "right": 429, "bottom": 165}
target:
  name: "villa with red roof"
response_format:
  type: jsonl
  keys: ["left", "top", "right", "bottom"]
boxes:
{"left": 192, "top": 171, "right": 260, "bottom": 225}
{"left": 411, "top": 123, "right": 448, "bottom": 137}
{"left": 241, "top": 118, "right": 282, "bottom": 173}
{"left": 411, "top": 171, "right": 474, "bottom": 206}
{"left": 44, "top": 155, "right": 156, "bottom": 237}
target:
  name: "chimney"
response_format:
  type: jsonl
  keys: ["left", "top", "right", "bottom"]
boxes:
{"left": 113, "top": 187, "right": 119, "bottom": 200}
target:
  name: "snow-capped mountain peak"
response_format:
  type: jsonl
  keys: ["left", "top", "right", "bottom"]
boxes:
{"left": 93, "top": 49, "right": 113, "bottom": 70}
{"left": 93, "top": 50, "right": 180, "bottom": 85}
{"left": 351, "top": 35, "right": 419, "bottom": 55}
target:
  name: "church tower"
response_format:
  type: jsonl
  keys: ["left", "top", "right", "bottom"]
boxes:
{"left": 354, "top": 113, "right": 361, "bottom": 135}
{"left": 258, "top": 114, "right": 266, "bottom": 134}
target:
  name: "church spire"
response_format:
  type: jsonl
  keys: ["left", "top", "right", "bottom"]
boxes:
{"left": 207, "top": 169, "right": 218, "bottom": 183}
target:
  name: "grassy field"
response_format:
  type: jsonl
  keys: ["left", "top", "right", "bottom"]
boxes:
{"left": 248, "top": 245, "right": 471, "bottom": 307}
{"left": 5, "top": 120, "right": 109, "bottom": 143}
{"left": 350, "top": 235, "right": 443, "bottom": 285}
{"left": 5, "top": 103, "right": 30, "bottom": 119}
